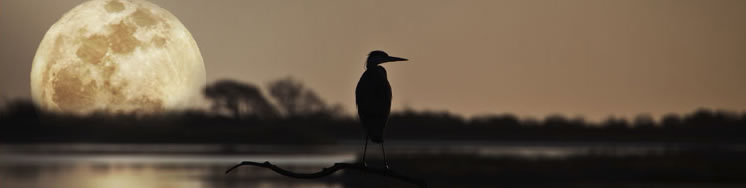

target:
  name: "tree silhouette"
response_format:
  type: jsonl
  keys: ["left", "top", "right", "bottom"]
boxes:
{"left": 472, "top": 114, "right": 520, "bottom": 128}
{"left": 204, "top": 80, "right": 278, "bottom": 118}
{"left": 544, "top": 115, "right": 572, "bottom": 128}
{"left": 602, "top": 116, "right": 630, "bottom": 129}
{"left": 661, "top": 113, "right": 683, "bottom": 128}
{"left": 267, "top": 77, "right": 333, "bottom": 117}
{"left": 0, "top": 99, "right": 40, "bottom": 124}
{"left": 633, "top": 114, "right": 655, "bottom": 128}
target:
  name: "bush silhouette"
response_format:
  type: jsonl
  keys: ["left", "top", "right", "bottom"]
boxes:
{"left": 1, "top": 78, "right": 745, "bottom": 144}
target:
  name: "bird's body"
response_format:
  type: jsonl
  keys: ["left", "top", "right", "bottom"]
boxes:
{"left": 355, "top": 50, "right": 407, "bottom": 168}
{"left": 356, "top": 66, "right": 392, "bottom": 143}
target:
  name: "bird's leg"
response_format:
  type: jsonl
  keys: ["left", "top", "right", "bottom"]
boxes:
{"left": 381, "top": 143, "right": 389, "bottom": 170}
{"left": 362, "top": 136, "right": 369, "bottom": 167}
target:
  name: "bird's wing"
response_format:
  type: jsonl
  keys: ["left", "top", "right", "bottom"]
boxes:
{"left": 356, "top": 68, "right": 393, "bottom": 127}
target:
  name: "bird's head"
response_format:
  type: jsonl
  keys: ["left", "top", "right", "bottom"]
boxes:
{"left": 366, "top": 50, "right": 407, "bottom": 68}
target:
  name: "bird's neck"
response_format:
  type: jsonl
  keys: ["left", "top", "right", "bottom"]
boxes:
{"left": 366, "top": 65, "right": 387, "bottom": 77}
{"left": 366, "top": 64, "right": 380, "bottom": 69}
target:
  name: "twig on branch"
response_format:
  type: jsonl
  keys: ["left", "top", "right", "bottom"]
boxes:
{"left": 226, "top": 161, "right": 427, "bottom": 188}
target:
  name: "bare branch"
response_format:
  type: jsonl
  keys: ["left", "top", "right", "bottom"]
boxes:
{"left": 226, "top": 161, "right": 427, "bottom": 188}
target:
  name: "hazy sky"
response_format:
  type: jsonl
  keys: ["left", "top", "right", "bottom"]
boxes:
{"left": 2, "top": 0, "right": 746, "bottom": 121}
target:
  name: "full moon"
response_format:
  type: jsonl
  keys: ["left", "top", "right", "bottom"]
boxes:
{"left": 30, "top": 0, "right": 205, "bottom": 114}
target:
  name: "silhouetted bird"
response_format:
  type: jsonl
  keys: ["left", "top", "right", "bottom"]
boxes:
{"left": 356, "top": 50, "right": 407, "bottom": 169}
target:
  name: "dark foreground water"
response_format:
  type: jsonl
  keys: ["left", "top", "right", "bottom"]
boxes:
{"left": 2, "top": 142, "right": 745, "bottom": 188}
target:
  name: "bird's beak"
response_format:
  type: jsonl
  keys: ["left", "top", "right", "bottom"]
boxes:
{"left": 383, "top": 56, "right": 408, "bottom": 63}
